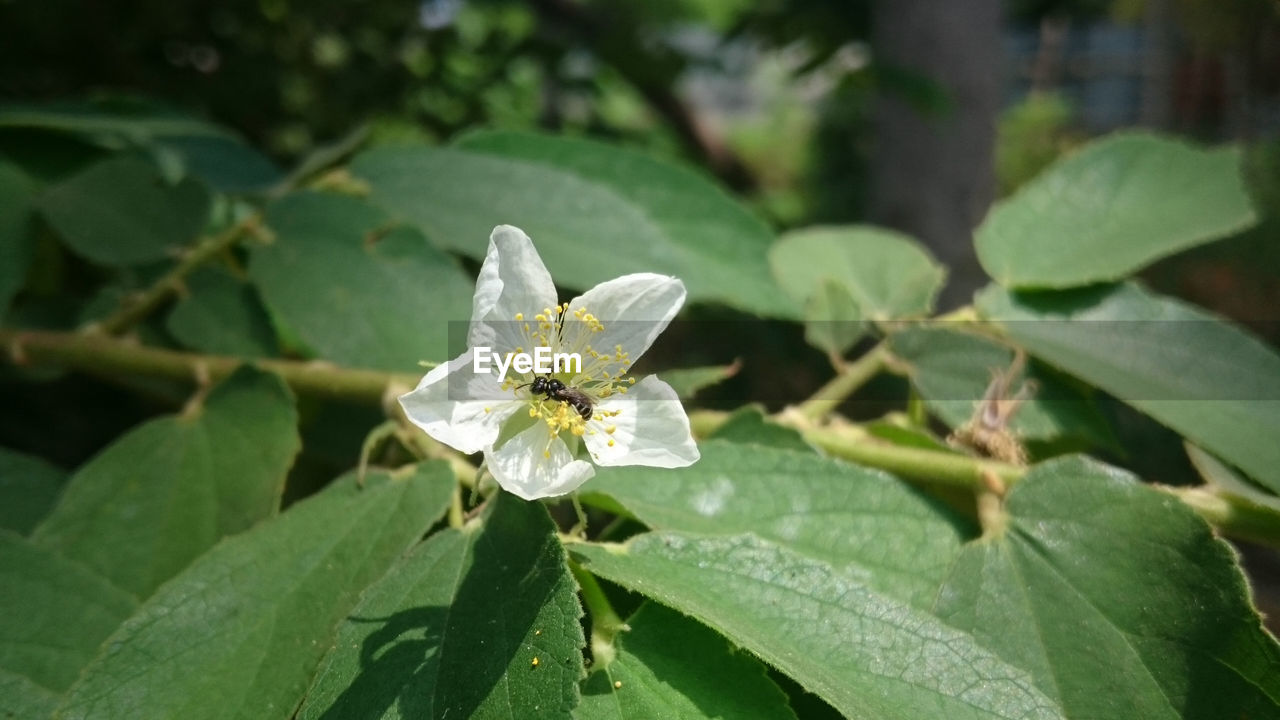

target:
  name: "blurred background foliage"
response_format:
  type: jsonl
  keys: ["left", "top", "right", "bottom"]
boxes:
{"left": 1, "top": 0, "right": 1277, "bottom": 489}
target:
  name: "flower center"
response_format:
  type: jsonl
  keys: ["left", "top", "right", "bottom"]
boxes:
{"left": 502, "top": 304, "right": 635, "bottom": 455}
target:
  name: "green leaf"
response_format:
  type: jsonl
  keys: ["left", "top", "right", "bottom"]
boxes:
{"left": 575, "top": 603, "right": 795, "bottom": 720}
{"left": 933, "top": 456, "right": 1280, "bottom": 718}
{"left": 704, "top": 408, "right": 812, "bottom": 452}
{"left": 0, "top": 160, "right": 39, "bottom": 316}
{"left": 976, "top": 132, "right": 1257, "bottom": 288}
{"left": 34, "top": 155, "right": 212, "bottom": 266}
{"left": 159, "top": 134, "right": 282, "bottom": 193}
{"left": 252, "top": 191, "right": 473, "bottom": 370}
{"left": 298, "top": 491, "right": 583, "bottom": 720}
{"left": 0, "top": 103, "right": 281, "bottom": 193}
{"left": 0, "top": 531, "right": 138, "bottom": 718}
{"left": 658, "top": 362, "right": 739, "bottom": 401}
{"left": 166, "top": 265, "right": 278, "bottom": 357}
{"left": 802, "top": 278, "right": 865, "bottom": 357}
{"left": 769, "top": 225, "right": 946, "bottom": 320}
{"left": 976, "top": 282, "right": 1280, "bottom": 493}
{"left": 351, "top": 131, "right": 796, "bottom": 318}
{"left": 572, "top": 534, "right": 1062, "bottom": 720}
{"left": 0, "top": 447, "right": 65, "bottom": 536}
{"left": 888, "top": 326, "right": 1113, "bottom": 445}
{"left": 57, "top": 463, "right": 454, "bottom": 720}
{"left": 582, "top": 440, "right": 971, "bottom": 608}
{"left": 32, "top": 367, "right": 300, "bottom": 597}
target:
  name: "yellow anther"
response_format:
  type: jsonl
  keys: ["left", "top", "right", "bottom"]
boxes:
{"left": 535, "top": 314, "right": 546, "bottom": 322}
{"left": 628, "top": 377, "right": 636, "bottom": 385}
{"left": 484, "top": 407, "right": 491, "bottom": 414}
{"left": 606, "top": 425, "right": 616, "bottom": 434}
{"left": 543, "top": 450, "right": 551, "bottom": 459}
{"left": 529, "top": 407, "right": 539, "bottom": 417}
{"left": 608, "top": 439, "right": 615, "bottom": 447}
{"left": 514, "top": 312, "right": 523, "bottom": 321}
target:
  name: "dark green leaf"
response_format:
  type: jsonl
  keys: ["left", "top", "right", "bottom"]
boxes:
{"left": 298, "top": 491, "right": 583, "bottom": 720}
{"left": 976, "top": 132, "right": 1257, "bottom": 288}
{"left": 57, "top": 463, "right": 454, "bottom": 720}
{"left": 352, "top": 131, "right": 796, "bottom": 318}
{"left": 252, "top": 191, "right": 473, "bottom": 370}
{"left": 35, "top": 155, "right": 211, "bottom": 266}
{"left": 582, "top": 441, "right": 971, "bottom": 608}
{"left": 934, "top": 456, "right": 1280, "bottom": 718}
{"left": 0, "top": 531, "right": 137, "bottom": 718}
{"left": 572, "top": 534, "right": 1062, "bottom": 720}
{"left": 977, "top": 282, "right": 1280, "bottom": 493}
{"left": 32, "top": 366, "right": 300, "bottom": 597}
{"left": 769, "top": 225, "right": 946, "bottom": 320}
{"left": 888, "top": 326, "right": 1113, "bottom": 444}
{"left": 0, "top": 447, "right": 65, "bottom": 535}
{"left": 0, "top": 160, "right": 39, "bottom": 316}
{"left": 575, "top": 603, "right": 795, "bottom": 720}
{"left": 0, "top": 103, "right": 280, "bottom": 192}
{"left": 166, "top": 265, "right": 278, "bottom": 357}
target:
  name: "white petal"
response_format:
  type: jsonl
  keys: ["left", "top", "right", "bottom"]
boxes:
{"left": 468, "top": 225, "right": 559, "bottom": 352}
{"left": 584, "top": 375, "right": 699, "bottom": 468}
{"left": 398, "top": 348, "right": 521, "bottom": 455}
{"left": 486, "top": 424, "right": 596, "bottom": 500}
{"left": 563, "top": 274, "right": 685, "bottom": 363}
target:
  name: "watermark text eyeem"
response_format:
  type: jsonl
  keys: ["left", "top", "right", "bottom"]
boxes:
{"left": 473, "top": 346, "right": 581, "bottom": 382}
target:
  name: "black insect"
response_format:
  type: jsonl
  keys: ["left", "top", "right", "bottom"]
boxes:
{"left": 523, "top": 376, "right": 595, "bottom": 421}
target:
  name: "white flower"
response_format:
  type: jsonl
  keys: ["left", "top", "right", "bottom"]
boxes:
{"left": 399, "top": 225, "right": 700, "bottom": 500}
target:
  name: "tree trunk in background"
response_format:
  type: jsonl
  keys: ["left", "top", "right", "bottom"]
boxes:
{"left": 869, "top": 0, "right": 1002, "bottom": 309}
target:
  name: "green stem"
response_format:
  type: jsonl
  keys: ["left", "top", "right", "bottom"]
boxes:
{"left": 1162, "top": 486, "right": 1280, "bottom": 548}
{"left": 91, "top": 214, "right": 264, "bottom": 336}
{"left": 796, "top": 343, "right": 888, "bottom": 421}
{"left": 448, "top": 483, "right": 465, "bottom": 529}
{"left": 801, "top": 424, "right": 1026, "bottom": 489}
{"left": 569, "top": 559, "right": 628, "bottom": 668}
{"left": 2, "top": 328, "right": 418, "bottom": 405}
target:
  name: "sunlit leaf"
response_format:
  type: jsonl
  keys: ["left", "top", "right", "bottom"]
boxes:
{"left": 575, "top": 603, "right": 795, "bottom": 720}
{"left": 977, "top": 282, "right": 1280, "bottom": 493}
{"left": 582, "top": 440, "right": 971, "bottom": 608}
{"left": 770, "top": 225, "right": 945, "bottom": 320}
{"left": 298, "top": 491, "right": 583, "bottom": 720}
{"left": 976, "top": 132, "right": 1257, "bottom": 288}
{"left": 57, "top": 464, "right": 454, "bottom": 720}
{"left": 252, "top": 191, "right": 473, "bottom": 370}
{"left": 572, "top": 534, "right": 1062, "bottom": 720}
{"left": 352, "top": 131, "right": 796, "bottom": 318}
{"left": 934, "top": 456, "right": 1280, "bottom": 718}
{"left": 32, "top": 367, "right": 300, "bottom": 597}
{"left": 0, "top": 531, "right": 137, "bottom": 719}
{"left": 658, "top": 362, "right": 739, "bottom": 401}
